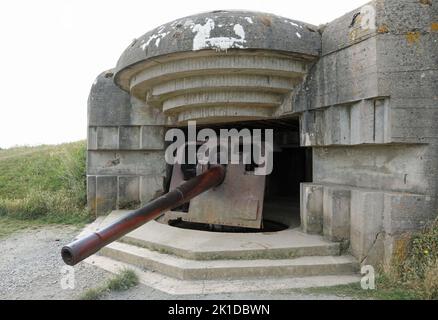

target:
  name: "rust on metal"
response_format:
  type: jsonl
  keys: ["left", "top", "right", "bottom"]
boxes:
{"left": 184, "top": 164, "right": 266, "bottom": 229}
{"left": 61, "top": 165, "right": 225, "bottom": 266}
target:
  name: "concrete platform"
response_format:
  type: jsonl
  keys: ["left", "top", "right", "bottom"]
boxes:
{"left": 80, "top": 211, "right": 360, "bottom": 294}
{"left": 100, "top": 241, "right": 358, "bottom": 280}
{"left": 82, "top": 211, "right": 341, "bottom": 260}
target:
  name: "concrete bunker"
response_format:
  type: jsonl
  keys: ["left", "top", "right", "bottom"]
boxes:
{"left": 87, "top": 1, "right": 438, "bottom": 269}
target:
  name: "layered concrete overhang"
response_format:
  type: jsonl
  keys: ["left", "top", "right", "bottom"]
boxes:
{"left": 114, "top": 10, "right": 321, "bottom": 124}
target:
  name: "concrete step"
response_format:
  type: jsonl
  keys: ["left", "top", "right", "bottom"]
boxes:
{"left": 122, "top": 220, "right": 341, "bottom": 260}
{"left": 86, "top": 255, "right": 362, "bottom": 295}
{"left": 81, "top": 212, "right": 341, "bottom": 260}
{"left": 99, "top": 241, "right": 359, "bottom": 281}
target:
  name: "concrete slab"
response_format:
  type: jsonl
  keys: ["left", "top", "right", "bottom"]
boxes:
{"left": 80, "top": 211, "right": 340, "bottom": 260}
{"left": 100, "top": 241, "right": 358, "bottom": 280}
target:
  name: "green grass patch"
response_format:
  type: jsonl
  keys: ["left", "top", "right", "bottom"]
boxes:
{"left": 107, "top": 269, "right": 139, "bottom": 291}
{"left": 0, "top": 216, "right": 85, "bottom": 239}
{"left": 0, "top": 216, "right": 45, "bottom": 238}
{"left": 299, "top": 277, "right": 422, "bottom": 300}
{"left": 79, "top": 269, "right": 139, "bottom": 300}
{"left": 0, "top": 141, "right": 91, "bottom": 227}
{"left": 79, "top": 287, "right": 108, "bottom": 300}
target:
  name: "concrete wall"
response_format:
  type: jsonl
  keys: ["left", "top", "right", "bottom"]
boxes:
{"left": 87, "top": 70, "right": 167, "bottom": 216}
{"left": 297, "top": 0, "right": 438, "bottom": 265}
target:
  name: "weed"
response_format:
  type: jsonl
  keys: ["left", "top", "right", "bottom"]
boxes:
{"left": 78, "top": 269, "right": 139, "bottom": 300}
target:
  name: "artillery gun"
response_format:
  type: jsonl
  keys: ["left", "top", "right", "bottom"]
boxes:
{"left": 61, "top": 165, "right": 226, "bottom": 265}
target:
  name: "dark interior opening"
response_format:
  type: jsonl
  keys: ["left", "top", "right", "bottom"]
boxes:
{"left": 263, "top": 122, "right": 313, "bottom": 229}
{"left": 168, "top": 219, "right": 289, "bottom": 233}
{"left": 164, "top": 117, "right": 313, "bottom": 232}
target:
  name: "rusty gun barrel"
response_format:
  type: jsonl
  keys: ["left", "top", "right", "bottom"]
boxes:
{"left": 61, "top": 165, "right": 225, "bottom": 266}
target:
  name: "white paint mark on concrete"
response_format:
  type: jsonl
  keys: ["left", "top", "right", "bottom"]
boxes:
{"left": 141, "top": 29, "right": 170, "bottom": 49}
{"left": 360, "top": 4, "right": 376, "bottom": 31}
{"left": 233, "top": 24, "right": 245, "bottom": 39}
{"left": 192, "top": 18, "right": 216, "bottom": 50}
{"left": 192, "top": 19, "right": 246, "bottom": 51}
{"left": 286, "top": 20, "right": 299, "bottom": 27}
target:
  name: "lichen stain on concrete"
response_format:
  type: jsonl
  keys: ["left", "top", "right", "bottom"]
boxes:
{"left": 259, "top": 15, "right": 272, "bottom": 27}
{"left": 419, "top": 0, "right": 432, "bottom": 6}
{"left": 406, "top": 31, "right": 421, "bottom": 45}
{"left": 94, "top": 197, "right": 103, "bottom": 210}
{"left": 431, "top": 22, "right": 438, "bottom": 32}
{"left": 377, "top": 24, "right": 389, "bottom": 34}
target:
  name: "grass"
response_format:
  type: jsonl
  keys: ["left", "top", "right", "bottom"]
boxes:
{"left": 299, "top": 277, "right": 423, "bottom": 300}
{"left": 79, "top": 269, "right": 139, "bottom": 300}
{"left": 0, "top": 216, "right": 46, "bottom": 238}
{"left": 0, "top": 141, "right": 91, "bottom": 227}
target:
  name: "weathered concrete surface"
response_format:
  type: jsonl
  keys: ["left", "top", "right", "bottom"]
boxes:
{"left": 295, "top": 0, "right": 438, "bottom": 266}
{"left": 300, "top": 184, "right": 324, "bottom": 235}
{"left": 350, "top": 190, "right": 384, "bottom": 263}
{"left": 323, "top": 187, "right": 351, "bottom": 242}
{"left": 71, "top": 212, "right": 359, "bottom": 291}
{"left": 300, "top": 182, "right": 435, "bottom": 266}
{"left": 88, "top": 255, "right": 360, "bottom": 296}
{"left": 313, "top": 145, "right": 428, "bottom": 194}
{"left": 123, "top": 52, "right": 314, "bottom": 124}
{"left": 100, "top": 242, "right": 358, "bottom": 280}
{"left": 108, "top": 11, "right": 323, "bottom": 124}
{"left": 300, "top": 99, "right": 391, "bottom": 146}
{"left": 86, "top": 211, "right": 340, "bottom": 260}
{"left": 114, "top": 10, "right": 321, "bottom": 91}
{"left": 87, "top": 71, "right": 166, "bottom": 215}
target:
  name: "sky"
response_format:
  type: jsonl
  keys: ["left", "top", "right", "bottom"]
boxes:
{"left": 0, "top": 0, "right": 367, "bottom": 149}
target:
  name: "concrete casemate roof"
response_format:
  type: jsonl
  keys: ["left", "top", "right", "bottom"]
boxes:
{"left": 114, "top": 10, "right": 321, "bottom": 89}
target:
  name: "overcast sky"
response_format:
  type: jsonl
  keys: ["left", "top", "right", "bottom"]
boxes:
{"left": 0, "top": 0, "right": 367, "bottom": 148}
